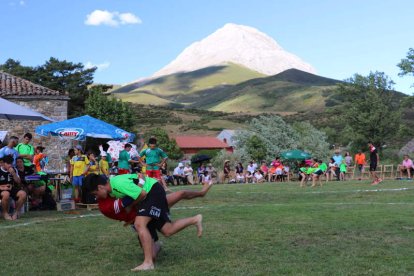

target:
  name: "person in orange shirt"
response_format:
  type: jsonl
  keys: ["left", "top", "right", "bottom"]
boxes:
{"left": 354, "top": 150, "right": 366, "bottom": 172}
{"left": 33, "top": 146, "right": 47, "bottom": 173}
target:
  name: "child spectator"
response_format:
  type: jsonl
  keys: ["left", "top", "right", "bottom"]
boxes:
{"left": 245, "top": 171, "right": 253, "bottom": 183}
{"left": 339, "top": 160, "right": 347, "bottom": 181}
{"left": 33, "top": 146, "right": 47, "bottom": 173}
{"left": 70, "top": 145, "right": 89, "bottom": 203}
{"left": 253, "top": 170, "right": 265, "bottom": 183}
{"left": 86, "top": 152, "right": 100, "bottom": 175}
{"left": 260, "top": 161, "right": 269, "bottom": 179}
{"left": 99, "top": 152, "right": 110, "bottom": 177}
{"left": 235, "top": 162, "right": 245, "bottom": 183}
{"left": 222, "top": 160, "right": 232, "bottom": 184}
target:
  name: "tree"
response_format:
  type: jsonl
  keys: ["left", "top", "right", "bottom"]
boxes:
{"left": 397, "top": 48, "right": 414, "bottom": 84}
{"left": 337, "top": 72, "right": 401, "bottom": 149}
{"left": 233, "top": 115, "right": 299, "bottom": 161}
{"left": 245, "top": 135, "right": 267, "bottom": 161}
{"left": 144, "top": 128, "right": 183, "bottom": 160}
{"left": 0, "top": 57, "right": 96, "bottom": 117}
{"left": 292, "top": 122, "right": 330, "bottom": 159}
{"left": 85, "top": 85, "right": 134, "bottom": 131}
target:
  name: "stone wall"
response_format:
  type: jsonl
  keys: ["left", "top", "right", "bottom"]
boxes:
{"left": 0, "top": 96, "right": 71, "bottom": 171}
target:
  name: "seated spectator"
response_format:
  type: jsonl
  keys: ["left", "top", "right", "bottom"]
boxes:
{"left": 183, "top": 163, "right": 194, "bottom": 185}
{"left": 260, "top": 161, "right": 269, "bottom": 179}
{"left": 400, "top": 155, "right": 413, "bottom": 179}
{"left": 161, "top": 163, "right": 174, "bottom": 186}
{"left": 205, "top": 163, "right": 217, "bottom": 183}
{"left": 0, "top": 156, "right": 26, "bottom": 220}
{"left": 253, "top": 170, "right": 265, "bottom": 183}
{"left": 247, "top": 161, "right": 255, "bottom": 175}
{"left": 197, "top": 163, "right": 206, "bottom": 184}
{"left": 245, "top": 171, "right": 254, "bottom": 183}
{"left": 173, "top": 163, "right": 187, "bottom": 185}
{"left": 235, "top": 162, "right": 245, "bottom": 183}
{"left": 327, "top": 158, "right": 337, "bottom": 181}
{"left": 201, "top": 170, "right": 212, "bottom": 185}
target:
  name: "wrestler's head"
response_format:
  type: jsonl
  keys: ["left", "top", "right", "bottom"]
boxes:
{"left": 84, "top": 174, "right": 109, "bottom": 199}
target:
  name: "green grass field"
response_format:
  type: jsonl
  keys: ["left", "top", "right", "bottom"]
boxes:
{"left": 1, "top": 180, "right": 414, "bottom": 275}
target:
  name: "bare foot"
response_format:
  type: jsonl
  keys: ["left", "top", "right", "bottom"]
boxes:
{"left": 12, "top": 212, "right": 19, "bottom": 220}
{"left": 195, "top": 214, "right": 203, "bottom": 238}
{"left": 131, "top": 263, "right": 154, "bottom": 272}
{"left": 3, "top": 213, "right": 13, "bottom": 221}
{"left": 201, "top": 181, "right": 213, "bottom": 194}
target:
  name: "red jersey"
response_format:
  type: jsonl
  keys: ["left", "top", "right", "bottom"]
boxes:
{"left": 98, "top": 197, "right": 135, "bottom": 223}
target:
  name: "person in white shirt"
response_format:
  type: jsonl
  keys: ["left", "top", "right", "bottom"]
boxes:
{"left": 247, "top": 161, "right": 255, "bottom": 175}
{"left": 253, "top": 170, "right": 265, "bottom": 183}
{"left": 173, "top": 163, "right": 187, "bottom": 185}
{"left": 183, "top": 163, "right": 194, "bottom": 185}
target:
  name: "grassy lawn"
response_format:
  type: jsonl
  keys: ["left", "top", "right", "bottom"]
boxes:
{"left": 1, "top": 180, "right": 414, "bottom": 275}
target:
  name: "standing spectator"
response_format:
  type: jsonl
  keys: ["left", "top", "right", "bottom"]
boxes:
{"left": 368, "top": 141, "right": 382, "bottom": 185}
{"left": 399, "top": 155, "right": 413, "bottom": 179}
{"left": 15, "top": 133, "right": 34, "bottom": 171}
{"left": 222, "top": 160, "right": 231, "bottom": 183}
{"left": 0, "top": 136, "right": 19, "bottom": 166}
{"left": 33, "top": 146, "right": 47, "bottom": 173}
{"left": 339, "top": 160, "right": 347, "bottom": 181}
{"left": 183, "top": 163, "right": 194, "bottom": 185}
{"left": 332, "top": 150, "right": 343, "bottom": 181}
{"left": 70, "top": 145, "right": 89, "bottom": 203}
{"left": 0, "top": 155, "right": 25, "bottom": 220}
{"left": 173, "top": 163, "right": 187, "bottom": 185}
{"left": 118, "top": 144, "right": 133, "bottom": 175}
{"left": 99, "top": 152, "right": 110, "bottom": 177}
{"left": 139, "top": 138, "right": 168, "bottom": 180}
{"left": 86, "top": 152, "right": 100, "bottom": 175}
{"left": 344, "top": 152, "right": 353, "bottom": 166}
{"left": 354, "top": 150, "right": 366, "bottom": 177}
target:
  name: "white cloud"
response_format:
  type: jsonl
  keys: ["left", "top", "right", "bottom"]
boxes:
{"left": 85, "top": 10, "right": 142, "bottom": 27}
{"left": 85, "top": 61, "right": 111, "bottom": 71}
{"left": 119, "top": 13, "right": 141, "bottom": 25}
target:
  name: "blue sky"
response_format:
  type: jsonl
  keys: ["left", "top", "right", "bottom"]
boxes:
{"left": 1, "top": 0, "right": 414, "bottom": 93}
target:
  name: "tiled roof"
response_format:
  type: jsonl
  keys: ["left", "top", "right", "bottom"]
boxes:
{"left": 175, "top": 136, "right": 230, "bottom": 149}
{"left": 0, "top": 71, "right": 63, "bottom": 97}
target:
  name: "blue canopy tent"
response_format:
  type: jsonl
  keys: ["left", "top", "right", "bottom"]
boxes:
{"left": 35, "top": 115, "right": 135, "bottom": 142}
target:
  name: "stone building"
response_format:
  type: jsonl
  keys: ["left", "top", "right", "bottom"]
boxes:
{"left": 0, "top": 71, "right": 71, "bottom": 171}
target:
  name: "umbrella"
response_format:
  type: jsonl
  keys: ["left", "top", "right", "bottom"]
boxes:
{"left": 280, "top": 149, "right": 312, "bottom": 161}
{"left": 191, "top": 154, "right": 211, "bottom": 163}
{"left": 0, "top": 97, "right": 54, "bottom": 121}
{"left": 35, "top": 115, "right": 135, "bottom": 141}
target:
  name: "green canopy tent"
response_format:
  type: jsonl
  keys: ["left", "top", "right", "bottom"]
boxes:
{"left": 280, "top": 149, "right": 312, "bottom": 161}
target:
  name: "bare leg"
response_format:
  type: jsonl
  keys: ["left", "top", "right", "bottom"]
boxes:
{"left": 1, "top": 191, "right": 12, "bottom": 220}
{"left": 161, "top": 214, "right": 203, "bottom": 238}
{"left": 166, "top": 182, "right": 212, "bottom": 208}
{"left": 131, "top": 216, "right": 155, "bottom": 271}
{"left": 12, "top": 190, "right": 27, "bottom": 220}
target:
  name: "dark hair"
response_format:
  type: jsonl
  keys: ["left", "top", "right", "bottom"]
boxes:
{"left": 2, "top": 155, "right": 14, "bottom": 165}
{"left": 124, "top": 143, "right": 132, "bottom": 148}
{"left": 9, "top": 136, "right": 18, "bottom": 141}
{"left": 84, "top": 174, "right": 107, "bottom": 193}
{"left": 24, "top": 133, "right": 33, "bottom": 140}
{"left": 36, "top": 146, "right": 45, "bottom": 152}
{"left": 16, "top": 156, "right": 24, "bottom": 162}
{"left": 148, "top": 138, "right": 157, "bottom": 145}
{"left": 102, "top": 143, "right": 110, "bottom": 151}
{"left": 68, "top": 149, "right": 75, "bottom": 156}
